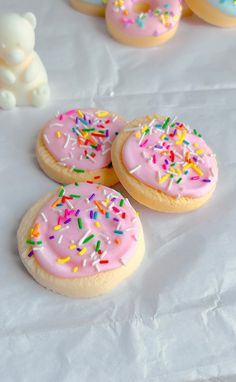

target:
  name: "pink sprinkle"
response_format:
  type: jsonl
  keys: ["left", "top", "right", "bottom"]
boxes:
{"left": 162, "top": 164, "right": 167, "bottom": 170}
{"left": 58, "top": 216, "right": 63, "bottom": 225}
{"left": 152, "top": 154, "right": 156, "bottom": 164}
{"left": 113, "top": 206, "right": 120, "bottom": 213}
{"left": 65, "top": 109, "right": 76, "bottom": 116}
{"left": 191, "top": 176, "right": 200, "bottom": 181}
{"left": 140, "top": 139, "right": 148, "bottom": 148}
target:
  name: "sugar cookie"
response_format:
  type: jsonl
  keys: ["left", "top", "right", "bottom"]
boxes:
{"left": 111, "top": 115, "right": 218, "bottom": 213}
{"left": 36, "top": 108, "right": 126, "bottom": 186}
{"left": 181, "top": 1, "right": 192, "bottom": 17}
{"left": 185, "top": 0, "right": 236, "bottom": 27}
{"left": 106, "top": 0, "right": 182, "bottom": 48}
{"left": 70, "top": 0, "right": 107, "bottom": 16}
{"left": 17, "top": 183, "right": 145, "bottom": 297}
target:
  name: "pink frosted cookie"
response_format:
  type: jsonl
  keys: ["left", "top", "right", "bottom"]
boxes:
{"left": 36, "top": 108, "right": 127, "bottom": 186}
{"left": 17, "top": 182, "right": 145, "bottom": 297}
{"left": 105, "top": 0, "right": 182, "bottom": 47}
{"left": 111, "top": 115, "right": 218, "bottom": 213}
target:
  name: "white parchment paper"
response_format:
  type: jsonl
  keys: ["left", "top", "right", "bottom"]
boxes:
{"left": 0, "top": 1, "right": 236, "bottom": 381}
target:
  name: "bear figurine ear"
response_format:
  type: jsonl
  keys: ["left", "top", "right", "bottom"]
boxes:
{"left": 23, "top": 12, "right": 37, "bottom": 29}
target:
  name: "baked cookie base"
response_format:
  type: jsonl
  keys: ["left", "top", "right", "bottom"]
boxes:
{"left": 111, "top": 117, "right": 216, "bottom": 213}
{"left": 185, "top": 0, "right": 236, "bottom": 27}
{"left": 70, "top": 0, "right": 105, "bottom": 17}
{"left": 36, "top": 129, "right": 119, "bottom": 186}
{"left": 17, "top": 189, "right": 145, "bottom": 298}
{"left": 106, "top": 21, "right": 178, "bottom": 48}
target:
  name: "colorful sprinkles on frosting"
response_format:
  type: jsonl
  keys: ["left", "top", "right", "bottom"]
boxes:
{"left": 110, "top": 0, "right": 182, "bottom": 36}
{"left": 122, "top": 115, "right": 218, "bottom": 198}
{"left": 26, "top": 183, "right": 139, "bottom": 278}
{"left": 43, "top": 108, "right": 125, "bottom": 174}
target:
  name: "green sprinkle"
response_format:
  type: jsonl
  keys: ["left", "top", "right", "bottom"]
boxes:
{"left": 26, "top": 240, "right": 35, "bottom": 245}
{"left": 105, "top": 212, "right": 110, "bottom": 219}
{"left": 82, "top": 128, "right": 95, "bottom": 132}
{"left": 114, "top": 230, "right": 124, "bottom": 235}
{"left": 198, "top": 134, "right": 202, "bottom": 138}
{"left": 95, "top": 240, "right": 101, "bottom": 252}
{"left": 119, "top": 199, "right": 124, "bottom": 207}
{"left": 170, "top": 174, "right": 174, "bottom": 179}
{"left": 36, "top": 241, "right": 43, "bottom": 245}
{"left": 58, "top": 187, "right": 65, "bottom": 197}
{"left": 82, "top": 234, "right": 95, "bottom": 244}
{"left": 162, "top": 117, "right": 171, "bottom": 130}
{"left": 78, "top": 218, "right": 83, "bottom": 229}
{"left": 70, "top": 194, "right": 81, "bottom": 198}
{"left": 193, "top": 129, "right": 198, "bottom": 135}
{"left": 183, "top": 140, "right": 190, "bottom": 145}
{"left": 73, "top": 169, "right": 85, "bottom": 173}
{"left": 170, "top": 163, "right": 176, "bottom": 167}
{"left": 176, "top": 178, "right": 182, "bottom": 184}
{"left": 75, "top": 182, "right": 79, "bottom": 186}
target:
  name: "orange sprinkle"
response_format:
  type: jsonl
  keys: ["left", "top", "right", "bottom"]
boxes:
{"left": 31, "top": 223, "right": 40, "bottom": 238}
{"left": 115, "top": 239, "right": 120, "bottom": 245}
{"left": 51, "top": 198, "right": 62, "bottom": 208}
{"left": 94, "top": 200, "right": 106, "bottom": 214}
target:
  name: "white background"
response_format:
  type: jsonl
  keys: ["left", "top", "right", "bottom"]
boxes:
{"left": 0, "top": 1, "right": 236, "bottom": 381}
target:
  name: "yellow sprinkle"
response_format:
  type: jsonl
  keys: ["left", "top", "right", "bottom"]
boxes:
{"left": 57, "top": 257, "right": 71, "bottom": 264}
{"left": 136, "top": 211, "right": 140, "bottom": 216}
{"left": 183, "top": 163, "right": 192, "bottom": 172}
{"left": 69, "top": 244, "right": 77, "bottom": 250}
{"left": 176, "top": 130, "right": 187, "bottom": 145}
{"left": 159, "top": 174, "right": 170, "bottom": 184}
{"left": 95, "top": 221, "right": 101, "bottom": 228}
{"left": 161, "top": 134, "right": 166, "bottom": 140}
{"left": 96, "top": 111, "right": 109, "bottom": 117}
{"left": 78, "top": 247, "right": 87, "bottom": 256}
{"left": 192, "top": 165, "right": 203, "bottom": 176}
{"left": 194, "top": 143, "right": 199, "bottom": 147}
{"left": 195, "top": 149, "right": 204, "bottom": 155}
{"left": 77, "top": 109, "right": 84, "bottom": 118}
{"left": 141, "top": 125, "right": 149, "bottom": 133}
{"left": 56, "top": 131, "right": 61, "bottom": 138}
{"left": 135, "top": 132, "right": 141, "bottom": 138}
{"left": 54, "top": 225, "right": 61, "bottom": 231}
{"left": 72, "top": 266, "right": 78, "bottom": 273}
{"left": 175, "top": 168, "right": 182, "bottom": 175}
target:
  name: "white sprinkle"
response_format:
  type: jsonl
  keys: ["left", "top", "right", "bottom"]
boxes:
{"left": 58, "top": 226, "right": 70, "bottom": 232}
{"left": 112, "top": 115, "right": 118, "bottom": 122}
{"left": 131, "top": 217, "right": 137, "bottom": 223}
{"left": 43, "top": 134, "right": 50, "bottom": 144}
{"left": 60, "top": 156, "right": 70, "bottom": 161}
{"left": 90, "top": 251, "right": 96, "bottom": 259}
{"left": 133, "top": 234, "right": 138, "bottom": 241}
{"left": 40, "top": 212, "right": 47, "bottom": 222}
{"left": 168, "top": 177, "right": 174, "bottom": 191}
{"left": 82, "top": 259, "right": 87, "bottom": 267}
{"left": 100, "top": 250, "right": 107, "bottom": 259}
{"left": 95, "top": 264, "right": 100, "bottom": 272}
{"left": 116, "top": 221, "right": 122, "bottom": 230}
{"left": 102, "top": 148, "right": 111, "bottom": 155}
{"left": 138, "top": 132, "right": 145, "bottom": 146}
{"left": 64, "top": 134, "right": 70, "bottom": 148}
{"left": 125, "top": 227, "right": 136, "bottom": 232}
{"left": 78, "top": 229, "right": 91, "bottom": 246}
{"left": 87, "top": 154, "right": 96, "bottom": 163}
{"left": 129, "top": 164, "right": 141, "bottom": 174}
{"left": 92, "top": 259, "right": 100, "bottom": 266}
{"left": 57, "top": 235, "right": 63, "bottom": 244}
{"left": 66, "top": 199, "right": 73, "bottom": 209}
{"left": 79, "top": 145, "right": 93, "bottom": 149}
{"left": 157, "top": 170, "right": 161, "bottom": 181}
{"left": 120, "top": 258, "right": 127, "bottom": 266}
{"left": 50, "top": 123, "right": 63, "bottom": 128}
{"left": 57, "top": 162, "right": 67, "bottom": 167}
{"left": 33, "top": 246, "right": 44, "bottom": 252}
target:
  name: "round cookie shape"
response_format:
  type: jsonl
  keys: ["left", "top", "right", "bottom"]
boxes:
{"left": 185, "top": 0, "right": 236, "bottom": 27}
{"left": 36, "top": 108, "right": 126, "bottom": 186}
{"left": 70, "top": 0, "right": 107, "bottom": 17}
{"left": 111, "top": 115, "right": 218, "bottom": 213}
{"left": 17, "top": 183, "right": 145, "bottom": 297}
{"left": 105, "top": 0, "right": 182, "bottom": 47}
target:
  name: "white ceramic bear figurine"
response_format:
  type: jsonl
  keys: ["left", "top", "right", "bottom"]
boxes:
{"left": 0, "top": 12, "right": 50, "bottom": 110}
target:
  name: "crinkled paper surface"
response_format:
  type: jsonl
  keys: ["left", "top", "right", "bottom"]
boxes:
{"left": 0, "top": 1, "right": 236, "bottom": 381}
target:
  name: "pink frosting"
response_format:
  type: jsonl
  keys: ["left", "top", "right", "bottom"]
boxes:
{"left": 122, "top": 116, "right": 218, "bottom": 198}
{"left": 42, "top": 108, "right": 126, "bottom": 171}
{"left": 106, "top": 0, "right": 182, "bottom": 37}
{"left": 27, "top": 183, "right": 140, "bottom": 278}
